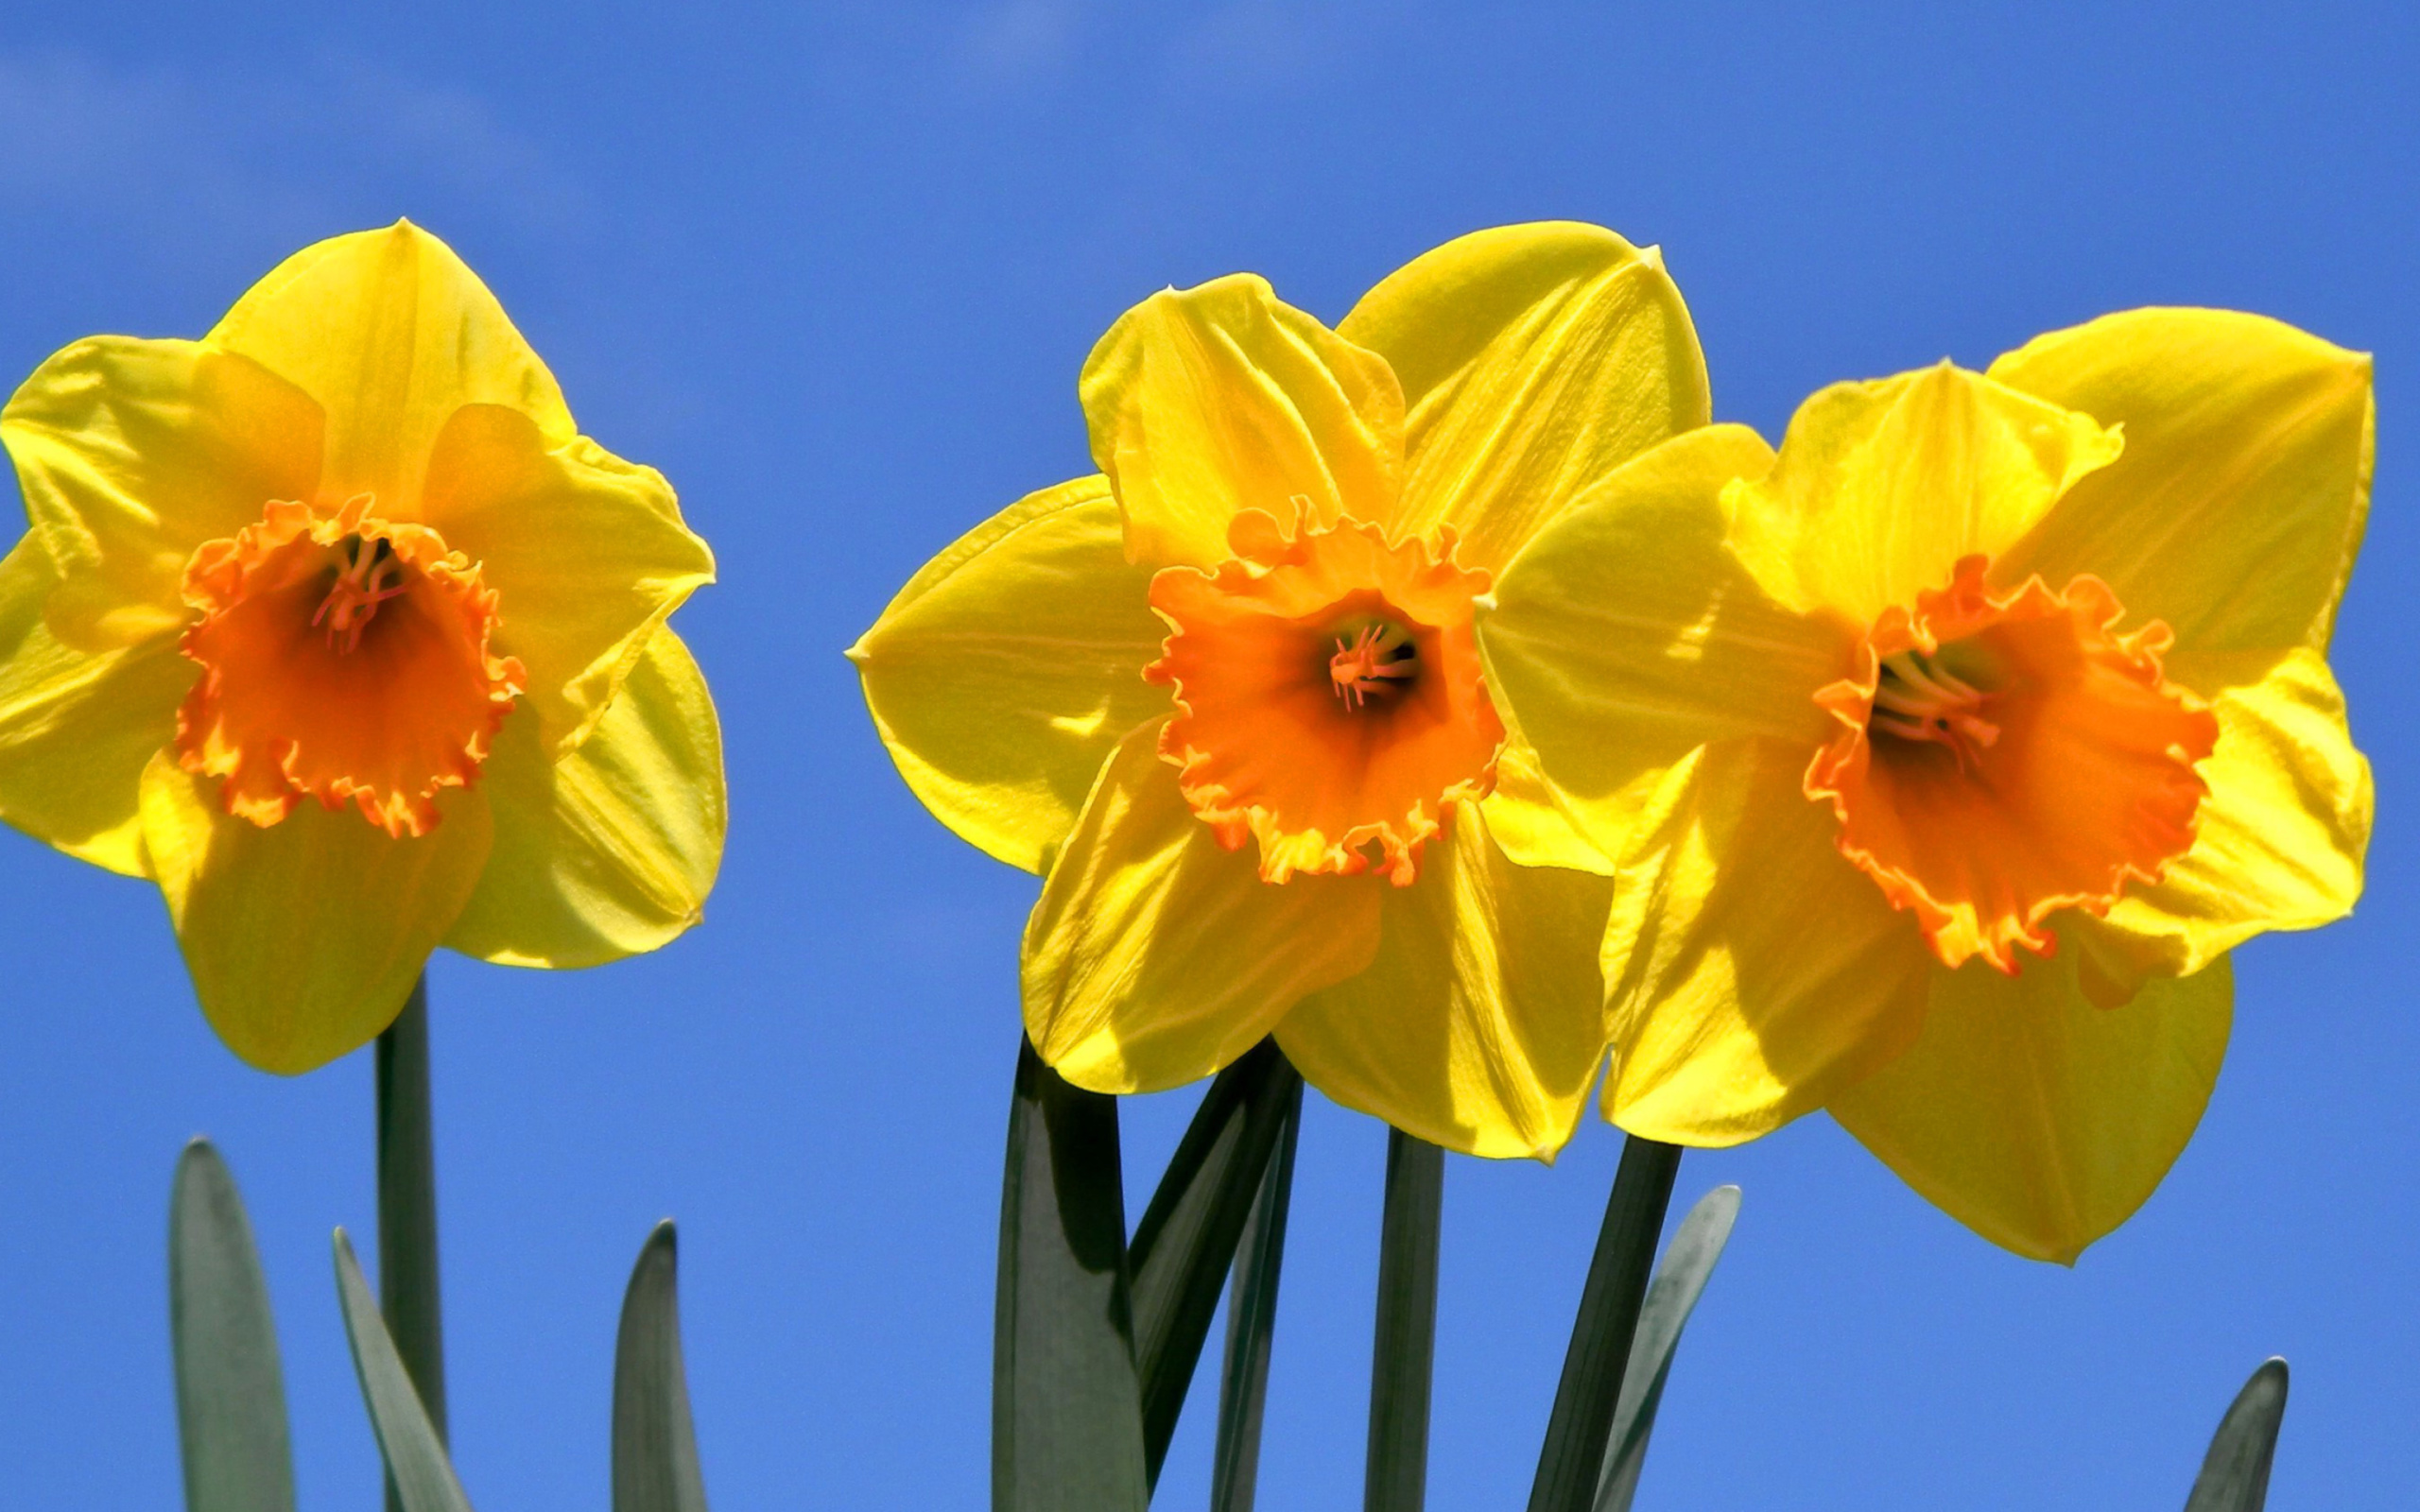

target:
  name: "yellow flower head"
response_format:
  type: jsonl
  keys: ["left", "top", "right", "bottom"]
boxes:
{"left": 0, "top": 222, "right": 725, "bottom": 1073}
{"left": 1481, "top": 311, "right": 2374, "bottom": 1258}
{"left": 854, "top": 223, "right": 1706, "bottom": 1159}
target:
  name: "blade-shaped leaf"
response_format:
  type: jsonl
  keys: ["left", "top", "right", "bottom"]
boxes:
{"left": 1527, "top": 1136, "right": 1682, "bottom": 1512}
{"left": 994, "top": 1039, "right": 1148, "bottom": 1511}
{"left": 2184, "top": 1359, "right": 2289, "bottom": 1512}
{"left": 170, "top": 1139, "right": 297, "bottom": 1512}
{"left": 1596, "top": 1185, "right": 1740, "bottom": 1512}
{"left": 1365, "top": 1128, "right": 1444, "bottom": 1512}
{"left": 1129, "top": 1039, "right": 1303, "bottom": 1486}
{"left": 333, "top": 1228, "right": 475, "bottom": 1512}
{"left": 1209, "top": 1075, "right": 1303, "bottom": 1512}
{"left": 614, "top": 1221, "right": 709, "bottom": 1512}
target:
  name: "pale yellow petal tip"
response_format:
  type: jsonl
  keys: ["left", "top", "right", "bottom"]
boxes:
{"left": 1034, "top": 1032, "right": 1150, "bottom": 1096}
{"left": 1602, "top": 1063, "right": 1799, "bottom": 1150}
{"left": 204, "top": 973, "right": 421, "bottom": 1076}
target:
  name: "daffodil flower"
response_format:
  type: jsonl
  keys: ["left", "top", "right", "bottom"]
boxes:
{"left": 1481, "top": 311, "right": 2373, "bottom": 1256}
{"left": 0, "top": 222, "right": 723, "bottom": 1073}
{"left": 854, "top": 223, "right": 1705, "bottom": 1158}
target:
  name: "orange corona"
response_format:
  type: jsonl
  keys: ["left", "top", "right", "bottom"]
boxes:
{"left": 175, "top": 495, "right": 525, "bottom": 839}
{"left": 1806, "top": 554, "right": 2219, "bottom": 973}
{"left": 1146, "top": 513, "right": 1505, "bottom": 886}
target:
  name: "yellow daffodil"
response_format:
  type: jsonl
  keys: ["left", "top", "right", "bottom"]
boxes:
{"left": 853, "top": 223, "right": 1705, "bottom": 1158}
{"left": 1481, "top": 310, "right": 2373, "bottom": 1257}
{"left": 0, "top": 222, "right": 723, "bottom": 1073}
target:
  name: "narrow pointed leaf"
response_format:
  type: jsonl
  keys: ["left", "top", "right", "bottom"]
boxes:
{"left": 333, "top": 1228, "right": 475, "bottom": 1512}
{"left": 1129, "top": 1039, "right": 1303, "bottom": 1486}
{"left": 1210, "top": 1075, "right": 1304, "bottom": 1512}
{"left": 614, "top": 1222, "right": 709, "bottom": 1512}
{"left": 170, "top": 1139, "right": 297, "bottom": 1512}
{"left": 1595, "top": 1185, "right": 1740, "bottom": 1512}
{"left": 994, "top": 1039, "right": 1148, "bottom": 1511}
{"left": 2185, "top": 1359, "right": 2289, "bottom": 1512}
{"left": 1365, "top": 1128, "right": 1444, "bottom": 1512}
{"left": 1527, "top": 1136, "right": 1682, "bottom": 1512}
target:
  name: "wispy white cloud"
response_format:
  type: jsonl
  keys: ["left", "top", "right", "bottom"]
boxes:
{"left": 0, "top": 49, "right": 586, "bottom": 252}
{"left": 955, "top": 0, "right": 1083, "bottom": 88}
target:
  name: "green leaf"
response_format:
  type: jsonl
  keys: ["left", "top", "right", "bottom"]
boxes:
{"left": 1595, "top": 1185, "right": 1740, "bottom": 1512}
{"left": 333, "top": 1228, "right": 475, "bottom": 1512}
{"left": 2184, "top": 1358, "right": 2289, "bottom": 1512}
{"left": 1209, "top": 1075, "right": 1304, "bottom": 1512}
{"left": 170, "top": 1139, "right": 297, "bottom": 1512}
{"left": 1365, "top": 1128, "right": 1444, "bottom": 1512}
{"left": 614, "top": 1222, "right": 710, "bottom": 1512}
{"left": 994, "top": 1039, "right": 1148, "bottom": 1511}
{"left": 1129, "top": 1040, "right": 1303, "bottom": 1486}
{"left": 1526, "top": 1136, "right": 1682, "bottom": 1512}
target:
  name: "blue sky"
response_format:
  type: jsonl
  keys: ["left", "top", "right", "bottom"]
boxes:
{"left": 0, "top": 1, "right": 2413, "bottom": 1506}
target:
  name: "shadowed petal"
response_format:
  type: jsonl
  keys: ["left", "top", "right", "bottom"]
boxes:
{"left": 419, "top": 404, "right": 713, "bottom": 751}
{"left": 1990, "top": 308, "right": 2373, "bottom": 655}
{"left": 1277, "top": 803, "right": 1610, "bottom": 1160}
{"left": 2, "top": 338, "right": 321, "bottom": 648}
{"left": 0, "top": 538, "right": 190, "bottom": 875}
{"left": 1600, "top": 739, "right": 1931, "bottom": 1144}
{"left": 1725, "top": 364, "right": 2121, "bottom": 623}
{"left": 140, "top": 751, "right": 493, "bottom": 1074}
{"left": 1023, "top": 720, "right": 1380, "bottom": 1092}
{"left": 205, "top": 221, "right": 572, "bottom": 507}
{"left": 446, "top": 629, "right": 723, "bottom": 969}
{"left": 2093, "top": 645, "right": 2370, "bottom": 978}
{"left": 851, "top": 475, "right": 1169, "bottom": 874}
{"left": 1080, "top": 275, "right": 1404, "bottom": 568}
{"left": 1339, "top": 221, "right": 1710, "bottom": 571}
{"left": 1481, "top": 424, "right": 1846, "bottom": 857}
{"left": 1831, "top": 933, "right": 2232, "bottom": 1263}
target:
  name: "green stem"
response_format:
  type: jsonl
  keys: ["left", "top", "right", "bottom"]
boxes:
{"left": 1364, "top": 1127, "right": 1443, "bottom": 1512}
{"left": 1208, "top": 1073, "right": 1304, "bottom": 1512}
{"left": 376, "top": 975, "right": 446, "bottom": 1512}
{"left": 1525, "top": 1135, "right": 1682, "bottom": 1512}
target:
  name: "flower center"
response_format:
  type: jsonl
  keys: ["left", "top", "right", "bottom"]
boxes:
{"left": 1147, "top": 510, "right": 1504, "bottom": 885}
{"left": 1806, "top": 554, "right": 2219, "bottom": 973}
{"left": 313, "top": 534, "right": 412, "bottom": 653}
{"left": 176, "top": 496, "right": 526, "bottom": 838}
{"left": 1328, "top": 618, "right": 1418, "bottom": 709}
{"left": 1869, "top": 646, "right": 2001, "bottom": 770}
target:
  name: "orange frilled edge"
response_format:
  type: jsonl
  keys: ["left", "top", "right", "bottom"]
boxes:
{"left": 1805, "top": 554, "right": 2220, "bottom": 973}
{"left": 1145, "top": 509, "right": 1504, "bottom": 885}
{"left": 176, "top": 495, "right": 526, "bottom": 838}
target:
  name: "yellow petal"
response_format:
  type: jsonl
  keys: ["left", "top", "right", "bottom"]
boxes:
{"left": 2091, "top": 645, "right": 2370, "bottom": 977}
{"left": 1479, "top": 424, "right": 1846, "bottom": 856}
{"left": 205, "top": 221, "right": 573, "bottom": 507}
{"left": 1339, "top": 221, "right": 1711, "bottom": 572}
{"left": 1, "top": 337, "right": 321, "bottom": 648}
{"left": 1079, "top": 274, "right": 1405, "bottom": 568}
{"left": 850, "top": 475, "right": 1169, "bottom": 873}
{"left": 139, "top": 750, "right": 493, "bottom": 1074}
{"left": 1726, "top": 364, "right": 2122, "bottom": 623}
{"left": 1478, "top": 732, "right": 1610, "bottom": 875}
{"left": 1276, "top": 803, "right": 1611, "bottom": 1160}
{"left": 1601, "top": 739, "right": 1931, "bottom": 1144}
{"left": 444, "top": 628, "right": 723, "bottom": 969}
{"left": 419, "top": 404, "right": 714, "bottom": 751}
{"left": 1989, "top": 308, "right": 2374, "bottom": 655}
{"left": 1023, "top": 720, "right": 1380, "bottom": 1092}
{"left": 1830, "top": 933, "right": 2233, "bottom": 1263}
{"left": 0, "top": 537, "right": 191, "bottom": 875}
